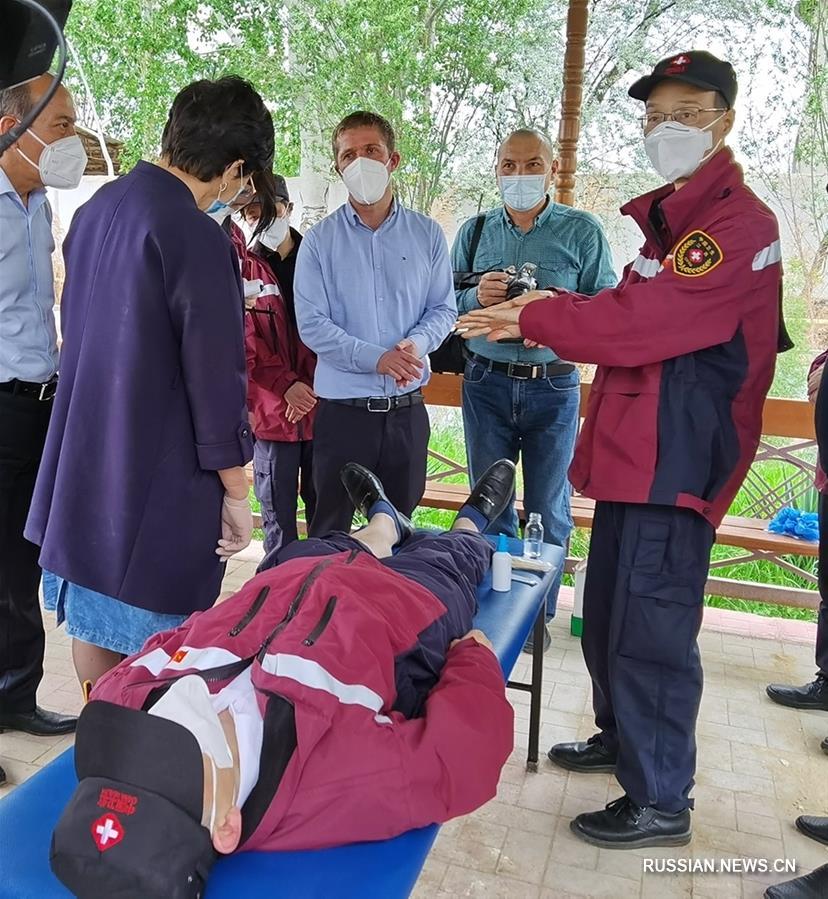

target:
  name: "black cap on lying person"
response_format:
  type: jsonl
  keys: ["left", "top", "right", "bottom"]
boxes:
{"left": 51, "top": 701, "right": 228, "bottom": 899}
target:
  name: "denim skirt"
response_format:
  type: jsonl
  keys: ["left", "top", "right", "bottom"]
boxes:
{"left": 42, "top": 570, "right": 187, "bottom": 656}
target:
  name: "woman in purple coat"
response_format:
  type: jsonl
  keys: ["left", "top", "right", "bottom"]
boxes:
{"left": 26, "top": 78, "right": 277, "bottom": 685}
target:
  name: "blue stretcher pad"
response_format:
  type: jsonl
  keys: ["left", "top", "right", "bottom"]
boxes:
{"left": 0, "top": 538, "right": 562, "bottom": 899}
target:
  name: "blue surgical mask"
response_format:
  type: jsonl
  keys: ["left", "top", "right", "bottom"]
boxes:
{"left": 205, "top": 200, "right": 231, "bottom": 224}
{"left": 205, "top": 168, "right": 247, "bottom": 223}
{"left": 498, "top": 174, "right": 548, "bottom": 212}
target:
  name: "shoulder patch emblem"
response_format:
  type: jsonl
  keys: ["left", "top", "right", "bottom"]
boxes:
{"left": 672, "top": 230, "right": 723, "bottom": 278}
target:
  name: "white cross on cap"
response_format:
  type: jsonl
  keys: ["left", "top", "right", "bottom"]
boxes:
{"left": 96, "top": 818, "right": 120, "bottom": 845}
{"left": 672, "top": 55, "right": 690, "bottom": 65}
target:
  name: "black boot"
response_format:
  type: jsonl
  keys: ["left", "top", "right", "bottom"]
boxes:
{"left": 459, "top": 459, "right": 517, "bottom": 528}
{"left": 765, "top": 863, "right": 828, "bottom": 899}
{"left": 795, "top": 815, "right": 828, "bottom": 846}
{"left": 548, "top": 735, "right": 617, "bottom": 773}
{"left": 340, "top": 463, "right": 414, "bottom": 543}
{"left": 766, "top": 674, "right": 828, "bottom": 711}
{"left": 570, "top": 795, "right": 692, "bottom": 849}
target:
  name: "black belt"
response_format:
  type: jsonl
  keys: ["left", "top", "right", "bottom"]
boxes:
{"left": 0, "top": 375, "right": 58, "bottom": 402}
{"left": 467, "top": 351, "right": 574, "bottom": 380}
{"left": 328, "top": 390, "right": 424, "bottom": 413}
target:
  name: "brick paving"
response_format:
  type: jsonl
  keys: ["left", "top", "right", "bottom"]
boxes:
{"left": 2, "top": 542, "right": 826, "bottom": 898}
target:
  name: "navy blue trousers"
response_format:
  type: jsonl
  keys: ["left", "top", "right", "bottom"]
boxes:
{"left": 264, "top": 530, "right": 493, "bottom": 719}
{"left": 583, "top": 502, "right": 715, "bottom": 813}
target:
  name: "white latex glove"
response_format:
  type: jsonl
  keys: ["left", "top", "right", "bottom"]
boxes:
{"left": 217, "top": 494, "right": 253, "bottom": 559}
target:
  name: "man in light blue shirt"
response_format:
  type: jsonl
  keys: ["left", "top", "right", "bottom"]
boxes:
{"left": 295, "top": 111, "right": 456, "bottom": 536}
{"left": 0, "top": 75, "right": 86, "bottom": 756}
{"left": 452, "top": 129, "right": 617, "bottom": 650}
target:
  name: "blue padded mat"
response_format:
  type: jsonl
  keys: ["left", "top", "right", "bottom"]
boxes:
{"left": 0, "top": 539, "right": 562, "bottom": 899}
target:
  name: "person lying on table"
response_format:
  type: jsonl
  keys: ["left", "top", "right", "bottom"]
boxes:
{"left": 51, "top": 460, "right": 517, "bottom": 899}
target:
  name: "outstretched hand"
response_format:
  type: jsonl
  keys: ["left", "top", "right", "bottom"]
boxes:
{"left": 454, "top": 291, "right": 555, "bottom": 342}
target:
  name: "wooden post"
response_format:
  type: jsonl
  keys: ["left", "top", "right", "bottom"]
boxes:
{"left": 555, "top": 0, "right": 590, "bottom": 207}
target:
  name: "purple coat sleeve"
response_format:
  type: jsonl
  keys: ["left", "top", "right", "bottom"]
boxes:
{"left": 161, "top": 219, "right": 254, "bottom": 471}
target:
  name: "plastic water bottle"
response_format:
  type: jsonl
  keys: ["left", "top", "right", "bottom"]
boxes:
{"left": 524, "top": 512, "right": 544, "bottom": 559}
{"left": 491, "top": 533, "right": 512, "bottom": 592}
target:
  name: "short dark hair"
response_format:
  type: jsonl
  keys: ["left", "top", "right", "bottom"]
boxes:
{"left": 0, "top": 83, "right": 34, "bottom": 120}
{"left": 331, "top": 111, "right": 395, "bottom": 160}
{"left": 160, "top": 77, "right": 274, "bottom": 182}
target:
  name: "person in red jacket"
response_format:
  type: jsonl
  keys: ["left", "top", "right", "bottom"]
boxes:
{"left": 458, "top": 51, "right": 790, "bottom": 849}
{"left": 243, "top": 178, "right": 318, "bottom": 553}
{"left": 766, "top": 349, "right": 828, "bottom": 734}
{"left": 50, "top": 460, "right": 517, "bottom": 898}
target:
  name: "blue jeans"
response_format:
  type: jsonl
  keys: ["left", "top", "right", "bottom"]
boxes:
{"left": 462, "top": 357, "right": 580, "bottom": 615}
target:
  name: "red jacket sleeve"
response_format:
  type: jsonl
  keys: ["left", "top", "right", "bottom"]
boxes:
{"left": 810, "top": 351, "right": 828, "bottom": 378}
{"left": 394, "top": 637, "right": 513, "bottom": 827}
{"left": 520, "top": 218, "right": 755, "bottom": 368}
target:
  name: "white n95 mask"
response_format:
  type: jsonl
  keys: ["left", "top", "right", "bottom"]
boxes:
{"left": 341, "top": 157, "right": 391, "bottom": 205}
{"left": 644, "top": 115, "right": 725, "bottom": 183}
{"left": 149, "top": 675, "right": 233, "bottom": 769}
{"left": 18, "top": 130, "right": 88, "bottom": 190}
{"left": 259, "top": 216, "right": 290, "bottom": 250}
{"left": 149, "top": 675, "right": 234, "bottom": 831}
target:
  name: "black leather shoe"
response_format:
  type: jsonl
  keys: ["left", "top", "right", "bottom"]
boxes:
{"left": 548, "top": 735, "right": 617, "bottom": 773}
{"left": 765, "top": 863, "right": 828, "bottom": 899}
{"left": 795, "top": 815, "right": 828, "bottom": 846}
{"left": 522, "top": 624, "right": 552, "bottom": 655}
{"left": 822, "top": 735, "right": 828, "bottom": 756}
{"left": 570, "top": 795, "right": 692, "bottom": 849}
{"left": 0, "top": 706, "right": 77, "bottom": 737}
{"left": 0, "top": 763, "right": 5, "bottom": 787}
{"left": 340, "top": 463, "right": 414, "bottom": 543}
{"left": 460, "top": 459, "right": 517, "bottom": 528}
{"left": 766, "top": 674, "right": 828, "bottom": 710}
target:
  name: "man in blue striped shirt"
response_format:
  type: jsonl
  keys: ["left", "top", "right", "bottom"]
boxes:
{"left": 452, "top": 129, "right": 616, "bottom": 651}
{"left": 295, "top": 112, "right": 456, "bottom": 536}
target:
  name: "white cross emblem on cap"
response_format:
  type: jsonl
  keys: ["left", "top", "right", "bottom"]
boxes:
{"left": 672, "top": 55, "right": 690, "bottom": 65}
{"left": 96, "top": 817, "right": 120, "bottom": 845}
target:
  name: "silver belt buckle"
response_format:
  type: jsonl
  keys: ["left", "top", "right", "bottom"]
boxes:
{"left": 38, "top": 380, "right": 52, "bottom": 401}
{"left": 367, "top": 396, "right": 393, "bottom": 413}
{"left": 507, "top": 362, "right": 530, "bottom": 380}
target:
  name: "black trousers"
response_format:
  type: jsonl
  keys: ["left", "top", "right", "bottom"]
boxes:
{"left": 271, "top": 529, "right": 492, "bottom": 718}
{"left": 253, "top": 438, "right": 316, "bottom": 555}
{"left": 817, "top": 493, "right": 828, "bottom": 677}
{"left": 0, "top": 391, "right": 52, "bottom": 714}
{"left": 582, "top": 501, "right": 715, "bottom": 813}
{"left": 309, "top": 400, "right": 430, "bottom": 537}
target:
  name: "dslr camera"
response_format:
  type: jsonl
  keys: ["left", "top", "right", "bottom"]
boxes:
{"left": 504, "top": 263, "right": 538, "bottom": 300}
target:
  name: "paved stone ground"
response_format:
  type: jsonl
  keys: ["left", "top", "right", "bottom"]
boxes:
{"left": 2, "top": 544, "right": 826, "bottom": 898}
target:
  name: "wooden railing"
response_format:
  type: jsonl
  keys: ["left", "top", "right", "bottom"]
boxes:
{"left": 421, "top": 375, "right": 820, "bottom": 612}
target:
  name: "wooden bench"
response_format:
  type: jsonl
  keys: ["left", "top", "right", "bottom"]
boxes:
{"left": 419, "top": 375, "right": 820, "bottom": 612}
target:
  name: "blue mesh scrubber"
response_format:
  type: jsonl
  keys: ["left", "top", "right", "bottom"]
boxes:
{"left": 768, "top": 507, "right": 820, "bottom": 542}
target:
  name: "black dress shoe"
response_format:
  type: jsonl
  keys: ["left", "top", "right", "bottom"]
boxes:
{"left": 765, "top": 863, "right": 828, "bottom": 899}
{"left": 548, "top": 735, "right": 617, "bottom": 773}
{"left": 522, "top": 624, "right": 552, "bottom": 655}
{"left": 461, "top": 459, "right": 517, "bottom": 527}
{"left": 0, "top": 763, "right": 5, "bottom": 787}
{"left": 340, "top": 463, "right": 414, "bottom": 543}
{"left": 766, "top": 674, "right": 828, "bottom": 710}
{"left": 570, "top": 795, "right": 692, "bottom": 849}
{"left": 822, "top": 735, "right": 828, "bottom": 756}
{"left": 795, "top": 815, "right": 828, "bottom": 846}
{"left": 0, "top": 706, "right": 77, "bottom": 737}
